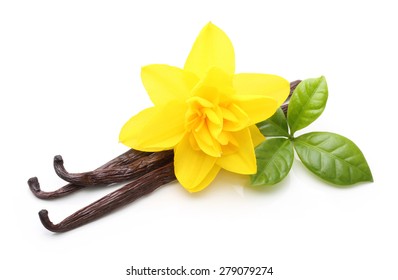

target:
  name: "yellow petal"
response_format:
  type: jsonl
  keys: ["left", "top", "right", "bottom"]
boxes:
{"left": 119, "top": 100, "right": 186, "bottom": 151}
{"left": 184, "top": 22, "right": 235, "bottom": 79}
{"left": 188, "top": 164, "right": 221, "bottom": 193}
{"left": 217, "top": 128, "right": 257, "bottom": 174}
{"left": 233, "top": 73, "right": 290, "bottom": 106}
{"left": 196, "top": 67, "right": 234, "bottom": 97}
{"left": 249, "top": 125, "right": 265, "bottom": 147}
{"left": 174, "top": 136, "right": 218, "bottom": 192}
{"left": 218, "top": 132, "right": 239, "bottom": 155}
{"left": 222, "top": 103, "right": 249, "bottom": 132}
{"left": 193, "top": 124, "right": 221, "bottom": 157}
{"left": 119, "top": 107, "right": 155, "bottom": 151}
{"left": 141, "top": 64, "right": 198, "bottom": 106}
{"left": 232, "top": 95, "right": 278, "bottom": 125}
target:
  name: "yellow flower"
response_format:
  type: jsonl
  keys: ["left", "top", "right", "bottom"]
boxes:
{"left": 119, "top": 22, "right": 290, "bottom": 192}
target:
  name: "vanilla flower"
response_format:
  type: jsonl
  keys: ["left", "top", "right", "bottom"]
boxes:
{"left": 120, "top": 23, "right": 289, "bottom": 192}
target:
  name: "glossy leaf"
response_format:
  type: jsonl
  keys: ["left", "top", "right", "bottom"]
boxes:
{"left": 294, "top": 132, "right": 373, "bottom": 185}
{"left": 251, "top": 138, "right": 294, "bottom": 186}
{"left": 287, "top": 76, "right": 328, "bottom": 135}
{"left": 256, "top": 108, "right": 289, "bottom": 137}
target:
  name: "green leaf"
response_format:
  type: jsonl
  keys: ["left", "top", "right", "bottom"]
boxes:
{"left": 251, "top": 138, "right": 294, "bottom": 186}
{"left": 287, "top": 76, "right": 328, "bottom": 135}
{"left": 293, "top": 132, "right": 373, "bottom": 185}
{"left": 256, "top": 108, "right": 289, "bottom": 137}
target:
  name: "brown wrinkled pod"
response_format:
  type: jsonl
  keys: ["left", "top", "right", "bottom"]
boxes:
{"left": 29, "top": 80, "right": 301, "bottom": 233}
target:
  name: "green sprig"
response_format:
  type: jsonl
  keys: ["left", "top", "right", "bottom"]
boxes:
{"left": 252, "top": 76, "right": 373, "bottom": 186}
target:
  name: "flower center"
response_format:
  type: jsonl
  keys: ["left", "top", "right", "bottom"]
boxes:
{"left": 185, "top": 91, "right": 222, "bottom": 156}
{"left": 185, "top": 87, "right": 244, "bottom": 157}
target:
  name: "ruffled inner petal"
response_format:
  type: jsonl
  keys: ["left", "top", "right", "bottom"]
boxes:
{"left": 217, "top": 128, "right": 257, "bottom": 174}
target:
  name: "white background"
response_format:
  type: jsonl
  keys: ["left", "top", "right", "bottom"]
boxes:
{"left": 1, "top": 0, "right": 397, "bottom": 279}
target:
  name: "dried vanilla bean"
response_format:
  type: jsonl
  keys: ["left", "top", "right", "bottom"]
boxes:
{"left": 28, "top": 149, "right": 153, "bottom": 199}
{"left": 39, "top": 162, "right": 175, "bottom": 232}
{"left": 28, "top": 179, "right": 84, "bottom": 200}
{"left": 54, "top": 150, "right": 173, "bottom": 186}
{"left": 30, "top": 80, "right": 301, "bottom": 199}
{"left": 30, "top": 80, "right": 300, "bottom": 232}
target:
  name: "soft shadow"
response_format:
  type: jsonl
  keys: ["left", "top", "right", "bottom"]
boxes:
{"left": 247, "top": 176, "right": 292, "bottom": 195}
{"left": 178, "top": 169, "right": 292, "bottom": 200}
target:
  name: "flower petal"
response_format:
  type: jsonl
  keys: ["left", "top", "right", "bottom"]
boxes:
{"left": 249, "top": 125, "right": 265, "bottom": 147}
{"left": 174, "top": 135, "right": 218, "bottom": 192}
{"left": 188, "top": 164, "right": 221, "bottom": 193}
{"left": 234, "top": 73, "right": 290, "bottom": 106}
{"left": 184, "top": 22, "right": 235, "bottom": 79}
{"left": 217, "top": 128, "right": 257, "bottom": 174}
{"left": 141, "top": 64, "right": 198, "bottom": 106}
{"left": 232, "top": 94, "right": 278, "bottom": 125}
{"left": 222, "top": 103, "right": 249, "bottom": 132}
{"left": 195, "top": 67, "right": 234, "bottom": 97}
{"left": 193, "top": 124, "right": 222, "bottom": 157}
{"left": 119, "top": 100, "right": 186, "bottom": 151}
